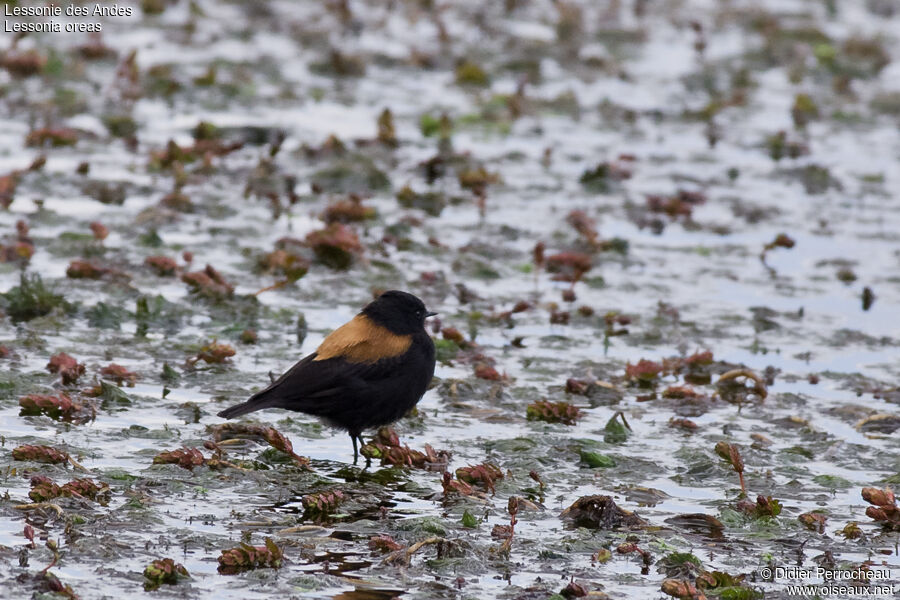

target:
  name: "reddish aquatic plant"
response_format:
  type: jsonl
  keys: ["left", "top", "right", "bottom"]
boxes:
{"left": 669, "top": 417, "right": 699, "bottom": 431}
{"left": 560, "top": 495, "right": 647, "bottom": 529}
{"left": 533, "top": 241, "right": 545, "bottom": 270}
{"left": 66, "top": 260, "right": 109, "bottom": 279}
{"left": 625, "top": 359, "right": 664, "bottom": 382}
{"left": 376, "top": 108, "right": 398, "bottom": 147}
{"left": 12, "top": 444, "right": 72, "bottom": 465}
{"left": 579, "top": 160, "right": 632, "bottom": 192}
{"left": 566, "top": 209, "right": 600, "bottom": 247}
{"left": 256, "top": 248, "right": 309, "bottom": 288}
{"left": 208, "top": 423, "right": 310, "bottom": 467}
{"left": 760, "top": 233, "right": 796, "bottom": 271}
{"left": 441, "top": 471, "right": 475, "bottom": 497}
{"left": 646, "top": 190, "right": 706, "bottom": 219}
{"left": 37, "top": 571, "right": 77, "bottom": 600}
{"left": 143, "top": 558, "right": 189, "bottom": 591}
{"left": 474, "top": 363, "right": 501, "bottom": 380}
{"left": 617, "top": 541, "right": 653, "bottom": 567}
{"left": 545, "top": 252, "right": 591, "bottom": 283}
{"left": 29, "top": 475, "right": 110, "bottom": 505}
{"left": 455, "top": 463, "right": 504, "bottom": 494}
{"left": 798, "top": 512, "right": 827, "bottom": 533}
{"left": 565, "top": 378, "right": 590, "bottom": 395}
{"left": 23, "top": 524, "right": 35, "bottom": 548}
{"left": 153, "top": 447, "right": 205, "bottom": 470}
{"left": 604, "top": 311, "right": 631, "bottom": 332}
{"left": 736, "top": 495, "right": 782, "bottom": 518}
{"left": 684, "top": 350, "right": 713, "bottom": 366}
{"left": 369, "top": 535, "right": 403, "bottom": 553}
{"left": 19, "top": 393, "right": 92, "bottom": 422}
{"left": 550, "top": 309, "right": 570, "bottom": 324}
{"left": 217, "top": 538, "right": 283, "bottom": 574}
{"left": 89, "top": 222, "right": 109, "bottom": 241}
{"left": 526, "top": 399, "right": 581, "bottom": 425}
{"left": 99, "top": 364, "right": 138, "bottom": 386}
{"left": 25, "top": 128, "right": 79, "bottom": 148}
{"left": 360, "top": 427, "right": 449, "bottom": 468}
{"left": 662, "top": 385, "right": 699, "bottom": 399}
{"left": 714, "top": 441, "right": 746, "bottom": 495}
{"left": 145, "top": 256, "right": 178, "bottom": 276}
{"left": 1, "top": 239, "right": 35, "bottom": 264}
{"left": 302, "top": 490, "right": 346, "bottom": 521}
{"left": 457, "top": 166, "right": 500, "bottom": 193}
{"left": 150, "top": 138, "right": 242, "bottom": 170}
{"left": 661, "top": 578, "right": 705, "bottom": 600}
{"left": 305, "top": 223, "right": 363, "bottom": 269}
{"left": 77, "top": 35, "right": 117, "bottom": 60}
{"left": 181, "top": 265, "right": 234, "bottom": 299}
{"left": 1, "top": 50, "right": 47, "bottom": 77}
{"left": 495, "top": 496, "right": 519, "bottom": 556}
{"left": 441, "top": 327, "right": 469, "bottom": 346}
{"left": 46, "top": 352, "right": 86, "bottom": 385}
{"left": 861, "top": 487, "right": 899, "bottom": 530}
{"left": 187, "top": 340, "right": 235, "bottom": 366}
{"left": 0, "top": 172, "right": 20, "bottom": 209}
{"left": 159, "top": 190, "right": 193, "bottom": 211}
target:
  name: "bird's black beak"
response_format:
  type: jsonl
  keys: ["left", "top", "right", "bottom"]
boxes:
{"left": 426, "top": 311, "right": 438, "bottom": 318}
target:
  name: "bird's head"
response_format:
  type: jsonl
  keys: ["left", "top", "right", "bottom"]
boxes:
{"left": 362, "top": 290, "right": 437, "bottom": 335}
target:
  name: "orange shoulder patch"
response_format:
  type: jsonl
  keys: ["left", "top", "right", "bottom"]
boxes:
{"left": 313, "top": 314, "right": 412, "bottom": 363}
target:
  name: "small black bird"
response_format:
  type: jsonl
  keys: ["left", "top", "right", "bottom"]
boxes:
{"left": 217, "top": 291, "right": 437, "bottom": 462}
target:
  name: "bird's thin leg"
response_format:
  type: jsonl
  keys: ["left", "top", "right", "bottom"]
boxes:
{"left": 351, "top": 433, "right": 359, "bottom": 465}
{"left": 357, "top": 435, "right": 371, "bottom": 467}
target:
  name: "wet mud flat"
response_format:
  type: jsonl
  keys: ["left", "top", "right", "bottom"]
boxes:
{"left": 1, "top": 0, "right": 899, "bottom": 598}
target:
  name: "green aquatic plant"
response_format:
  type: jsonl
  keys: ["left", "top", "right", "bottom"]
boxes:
{"left": 1, "top": 274, "right": 73, "bottom": 323}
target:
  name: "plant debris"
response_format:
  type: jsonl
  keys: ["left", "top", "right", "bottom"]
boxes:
{"left": 208, "top": 423, "right": 310, "bottom": 467}
{"left": 560, "top": 495, "right": 647, "bottom": 529}
{"left": 29, "top": 476, "right": 110, "bottom": 505}
{"left": 360, "top": 427, "right": 449, "bottom": 468}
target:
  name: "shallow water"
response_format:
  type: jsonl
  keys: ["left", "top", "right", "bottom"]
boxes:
{"left": 1, "top": 0, "right": 900, "bottom": 598}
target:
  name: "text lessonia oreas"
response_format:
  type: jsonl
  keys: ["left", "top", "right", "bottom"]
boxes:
{"left": 5, "top": 4, "right": 133, "bottom": 17}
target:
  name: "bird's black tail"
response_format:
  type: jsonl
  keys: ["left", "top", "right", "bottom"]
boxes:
{"left": 217, "top": 394, "right": 280, "bottom": 419}
{"left": 218, "top": 360, "right": 307, "bottom": 419}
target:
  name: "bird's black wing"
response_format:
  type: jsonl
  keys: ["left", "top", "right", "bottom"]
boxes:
{"left": 217, "top": 351, "right": 406, "bottom": 419}
{"left": 264, "top": 353, "right": 408, "bottom": 410}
